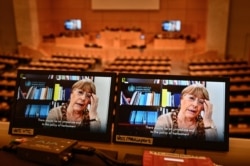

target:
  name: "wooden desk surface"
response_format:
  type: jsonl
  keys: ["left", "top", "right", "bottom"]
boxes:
{"left": 1, "top": 122, "right": 250, "bottom": 165}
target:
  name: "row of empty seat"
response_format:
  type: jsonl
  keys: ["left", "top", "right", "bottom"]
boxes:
{"left": 51, "top": 52, "right": 101, "bottom": 64}
{"left": 189, "top": 58, "right": 250, "bottom": 77}
{"left": 188, "top": 58, "right": 250, "bottom": 138}
{"left": 0, "top": 53, "right": 32, "bottom": 71}
{"left": 18, "top": 52, "right": 101, "bottom": 71}
{"left": 104, "top": 55, "right": 171, "bottom": 74}
{"left": 0, "top": 52, "right": 32, "bottom": 63}
{"left": 0, "top": 53, "right": 30, "bottom": 121}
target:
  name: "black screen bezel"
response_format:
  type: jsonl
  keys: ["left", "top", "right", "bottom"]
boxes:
{"left": 113, "top": 73, "right": 230, "bottom": 151}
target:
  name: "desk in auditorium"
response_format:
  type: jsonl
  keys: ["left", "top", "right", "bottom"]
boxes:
{"left": 154, "top": 38, "right": 186, "bottom": 49}
{"left": 1, "top": 122, "right": 250, "bottom": 165}
{"left": 55, "top": 36, "right": 86, "bottom": 47}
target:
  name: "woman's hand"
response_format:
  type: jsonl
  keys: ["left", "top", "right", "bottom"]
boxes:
{"left": 89, "top": 93, "right": 99, "bottom": 119}
{"left": 203, "top": 99, "right": 213, "bottom": 126}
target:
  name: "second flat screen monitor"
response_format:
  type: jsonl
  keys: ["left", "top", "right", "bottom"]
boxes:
{"left": 113, "top": 73, "right": 230, "bottom": 151}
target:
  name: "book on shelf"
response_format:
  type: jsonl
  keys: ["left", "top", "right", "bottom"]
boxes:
{"left": 133, "top": 91, "right": 141, "bottom": 105}
{"left": 129, "top": 110, "right": 137, "bottom": 124}
{"left": 47, "top": 88, "right": 53, "bottom": 100}
{"left": 64, "top": 88, "right": 71, "bottom": 101}
{"left": 162, "top": 89, "right": 181, "bottom": 108}
{"left": 129, "top": 110, "right": 158, "bottom": 125}
{"left": 53, "top": 83, "right": 61, "bottom": 101}
{"left": 121, "top": 91, "right": 161, "bottom": 106}
{"left": 39, "top": 105, "right": 50, "bottom": 119}
{"left": 17, "top": 86, "right": 25, "bottom": 99}
{"left": 25, "top": 86, "right": 53, "bottom": 100}
{"left": 33, "top": 87, "right": 42, "bottom": 100}
{"left": 24, "top": 104, "right": 31, "bottom": 117}
{"left": 147, "top": 111, "right": 158, "bottom": 125}
{"left": 26, "top": 86, "right": 35, "bottom": 99}
{"left": 153, "top": 92, "right": 160, "bottom": 106}
{"left": 139, "top": 93, "right": 147, "bottom": 106}
{"left": 40, "top": 87, "right": 48, "bottom": 100}
{"left": 122, "top": 90, "right": 180, "bottom": 108}
{"left": 130, "top": 91, "right": 139, "bottom": 105}
{"left": 161, "top": 89, "right": 168, "bottom": 107}
{"left": 26, "top": 104, "right": 40, "bottom": 118}
{"left": 146, "top": 92, "right": 153, "bottom": 106}
{"left": 134, "top": 110, "right": 146, "bottom": 124}
{"left": 171, "top": 93, "right": 181, "bottom": 107}
{"left": 48, "top": 75, "right": 54, "bottom": 79}
{"left": 120, "top": 91, "right": 130, "bottom": 105}
{"left": 157, "top": 107, "right": 173, "bottom": 116}
{"left": 25, "top": 104, "right": 50, "bottom": 119}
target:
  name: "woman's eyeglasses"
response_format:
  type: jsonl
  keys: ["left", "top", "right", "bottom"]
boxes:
{"left": 184, "top": 94, "right": 205, "bottom": 106}
{"left": 75, "top": 89, "right": 92, "bottom": 99}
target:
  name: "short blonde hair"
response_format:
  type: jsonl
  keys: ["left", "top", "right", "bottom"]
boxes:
{"left": 181, "top": 83, "right": 209, "bottom": 100}
{"left": 72, "top": 79, "right": 96, "bottom": 94}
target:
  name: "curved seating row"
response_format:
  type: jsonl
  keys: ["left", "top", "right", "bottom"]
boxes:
{"left": 188, "top": 58, "right": 250, "bottom": 137}
{"left": 104, "top": 55, "right": 171, "bottom": 74}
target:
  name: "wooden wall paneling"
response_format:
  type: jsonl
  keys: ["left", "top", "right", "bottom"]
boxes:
{"left": 186, "top": 0, "right": 208, "bottom": 9}
{"left": 163, "top": 0, "right": 188, "bottom": 9}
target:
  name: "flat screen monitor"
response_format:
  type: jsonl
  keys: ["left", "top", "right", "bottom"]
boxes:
{"left": 113, "top": 73, "right": 230, "bottom": 151}
{"left": 64, "top": 19, "right": 82, "bottom": 30}
{"left": 162, "top": 20, "right": 181, "bottom": 32}
{"left": 9, "top": 70, "right": 116, "bottom": 142}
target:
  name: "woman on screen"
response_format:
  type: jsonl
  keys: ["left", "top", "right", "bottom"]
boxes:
{"left": 153, "top": 83, "right": 218, "bottom": 141}
{"left": 45, "top": 79, "right": 101, "bottom": 132}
